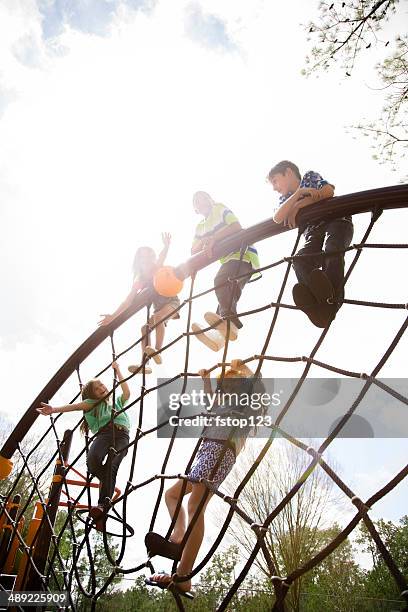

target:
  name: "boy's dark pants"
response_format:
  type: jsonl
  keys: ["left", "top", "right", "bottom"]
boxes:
{"left": 293, "top": 219, "right": 354, "bottom": 304}
{"left": 87, "top": 427, "right": 129, "bottom": 505}
{"left": 214, "top": 260, "right": 253, "bottom": 329}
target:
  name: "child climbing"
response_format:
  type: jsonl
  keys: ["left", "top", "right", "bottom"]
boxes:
{"left": 267, "top": 160, "right": 354, "bottom": 327}
{"left": 145, "top": 359, "right": 265, "bottom": 595}
{"left": 191, "top": 191, "right": 260, "bottom": 351}
{"left": 99, "top": 233, "right": 180, "bottom": 374}
{"left": 36, "top": 361, "right": 130, "bottom": 531}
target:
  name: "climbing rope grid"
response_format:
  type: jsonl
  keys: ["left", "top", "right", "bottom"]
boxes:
{"left": 0, "top": 185, "right": 408, "bottom": 611}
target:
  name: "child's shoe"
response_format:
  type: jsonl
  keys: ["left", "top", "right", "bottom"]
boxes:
{"left": 145, "top": 345, "right": 163, "bottom": 365}
{"left": 128, "top": 364, "right": 152, "bottom": 375}
{"left": 89, "top": 505, "right": 106, "bottom": 532}
{"left": 308, "top": 269, "right": 337, "bottom": 326}
{"left": 89, "top": 505, "right": 104, "bottom": 520}
{"left": 308, "top": 269, "right": 334, "bottom": 303}
{"left": 293, "top": 283, "right": 327, "bottom": 328}
{"left": 204, "top": 312, "right": 238, "bottom": 341}
{"left": 191, "top": 322, "right": 225, "bottom": 351}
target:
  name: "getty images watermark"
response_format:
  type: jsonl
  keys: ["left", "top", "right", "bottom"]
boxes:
{"left": 156, "top": 378, "right": 408, "bottom": 439}
{"left": 166, "top": 385, "right": 282, "bottom": 429}
{"left": 168, "top": 386, "right": 282, "bottom": 410}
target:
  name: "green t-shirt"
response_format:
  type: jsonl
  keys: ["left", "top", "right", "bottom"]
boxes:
{"left": 84, "top": 395, "right": 130, "bottom": 434}
{"left": 192, "top": 202, "right": 260, "bottom": 278}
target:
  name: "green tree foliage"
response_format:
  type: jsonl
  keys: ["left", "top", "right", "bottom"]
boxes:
{"left": 304, "top": 1, "right": 407, "bottom": 170}
{"left": 300, "top": 524, "right": 366, "bottom": 611}
{"left": 95, "top": 576, "right": 173, "bottom": 612}
{"left": 49, "top": 510, "right": 121, "bottom": 607}
{"left": 62, "top": 519, "right": 408, "bottom": 611}
{"left": 94, "top": 546, "right": 276, "bottom": 611}
{"left": 218, "top": 442, "right": 343, "bottom": 610}
{"left": 356, "top": 515, "right": 408, "bottom": 605}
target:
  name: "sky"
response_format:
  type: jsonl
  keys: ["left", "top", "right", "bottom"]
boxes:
{"left": 0, "top": 0, "right": 407, "bottom": 590}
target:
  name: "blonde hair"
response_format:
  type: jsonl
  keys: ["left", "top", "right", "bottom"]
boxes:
{"left": 79, "top": 379, "right": 102, "bottom": 436}
{"left": 132, "top": 246, "right": 156, "bottom": 281}
{"left": 217, "top": 368, "right": 243, "bottom": 392}
{"left": 192, "top": 191, "right": 215, "bottom": 209}
{"left": 217, "top": 368, "right": 241, "bottom": 378}
{"left": 216, "top": 367, "right": 263, "bottom": 453}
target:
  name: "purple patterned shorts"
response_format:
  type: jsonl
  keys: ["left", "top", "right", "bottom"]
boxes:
{"left": 187, "top": 439, "right": 236, "bottom": 488}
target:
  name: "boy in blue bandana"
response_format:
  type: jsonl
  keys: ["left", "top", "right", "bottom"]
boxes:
{"left": 267, "top": 160, "right": 353, "bottom": 327}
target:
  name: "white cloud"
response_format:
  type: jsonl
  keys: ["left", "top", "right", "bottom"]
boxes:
{"left": 184, "top": 2, "right": 238, "bottom": 51}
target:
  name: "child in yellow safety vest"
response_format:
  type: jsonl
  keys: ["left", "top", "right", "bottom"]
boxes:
{"left": 191, "top": 191, "right": 260, "bottom": 351}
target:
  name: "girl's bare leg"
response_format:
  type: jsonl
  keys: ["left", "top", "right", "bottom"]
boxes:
{"left": 127, "top": 323, "right": 152, "bottom": 373}
{"left": 164, "top": 479, "right": 192, "bottom": 543}
{"left": 153, "top": 304, "right": 178, "bottom": 351}
{"left": 141, "top": 323, "right": 150, "bottom": 355}
{"left": 152, "top": 482, "right": 211, "bottom": 592}
{"left": 176, "top": 483, "right": 212, "bottom": 590}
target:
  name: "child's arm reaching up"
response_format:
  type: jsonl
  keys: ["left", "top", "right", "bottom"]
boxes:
{"left": 113, "top": 361, "right": 130, "bottom": 402}
{"left": 198, "top": 368, "right": 213, "bottom": 397}
{"left": 157, "top": 232, "right": 171, "bottom": 267}
{"left": 231, "top": 359, "right": 266, "bottom": 412}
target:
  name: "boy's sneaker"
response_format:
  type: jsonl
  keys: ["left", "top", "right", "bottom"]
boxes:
{"left": 204, "top": 312, "right": 238, "bottom": 341}
{"left": 308, "top": 269, "right": 337, "bottom": 326}
{"left": 128, "top": 364, "right": 152, "bottom": 375}
{"left": 308, "top": 269, "right": 334, "bottom": 303}
{"left": 191, "top": 322, "right": 225, "bottom": 352}
{"left": 293, "top": 283, "right": 328, "bottom": 328}
{"left": 145, "top": 346, "right": 163, "bottom": 365}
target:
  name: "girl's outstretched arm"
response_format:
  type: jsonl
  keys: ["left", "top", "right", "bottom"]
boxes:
{"left": 36, "top": 400, "right": 93, "bottom": 416}
{"left": 112, "top": 361, "right": 130, "bottom": 402}
{"left": 157, "top": 232, "right": 171, "bottom": 267}
{"left": 98, "top": 282, "right": 140, "bottom": 327}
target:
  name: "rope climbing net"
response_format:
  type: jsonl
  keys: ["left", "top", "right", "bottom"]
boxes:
{"left": 1, "top": 185, "right": 408, "bottom": 611}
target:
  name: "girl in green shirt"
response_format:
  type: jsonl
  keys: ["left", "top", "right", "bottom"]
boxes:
{"left": 37, "top": 362, "right": 130, "bottom": 531}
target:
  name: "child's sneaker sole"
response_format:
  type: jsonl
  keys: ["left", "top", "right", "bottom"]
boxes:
{"left": 128, "top": 364, "right": 152, "bottom": 374}
{"left": 145, "top": 346, "right": 162, "bottom": 364}
{"left": 204, "top": 312, "right": 238, "bottom": 341}
{"left": 191, "top": 323, "right": 225, "bottom": 352}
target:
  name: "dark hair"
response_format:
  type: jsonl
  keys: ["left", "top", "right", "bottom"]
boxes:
{"left": 266, "top": 160, "right": 301, "bottom": 182}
